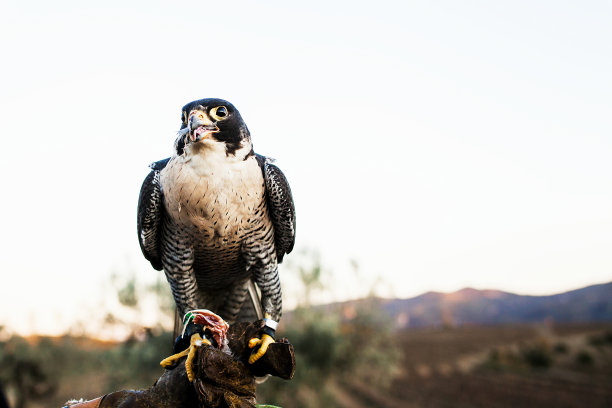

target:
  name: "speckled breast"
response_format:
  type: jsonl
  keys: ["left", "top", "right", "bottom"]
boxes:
{"left": 160, "top": 151, "right": 268, "bottom": 286}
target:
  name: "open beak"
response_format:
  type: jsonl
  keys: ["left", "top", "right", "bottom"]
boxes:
{"left": 189, "top": 113, "right": 219, "bottom": 142}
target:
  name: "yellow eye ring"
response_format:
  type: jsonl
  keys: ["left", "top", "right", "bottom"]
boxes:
{"left": 210, "top": 106, "right": 229, "bottom": 121}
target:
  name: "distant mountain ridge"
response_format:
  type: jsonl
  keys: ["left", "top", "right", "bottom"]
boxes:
{"left": 328, "top": 281, "right": 612, "bottom": 329}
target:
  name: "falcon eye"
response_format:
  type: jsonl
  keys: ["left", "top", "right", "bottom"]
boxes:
{"left": 210, "top": 106, "right": 229, "bottom": 121}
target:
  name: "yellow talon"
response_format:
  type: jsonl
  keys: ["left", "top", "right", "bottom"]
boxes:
{"left": 159, "top": 333, "right": 210, "bottom": 382}
{"left": 248, "top": 333, "right": 274, "bottom": 364}
{"left": 160, "top": 348, "right": 189, "bottom": 368}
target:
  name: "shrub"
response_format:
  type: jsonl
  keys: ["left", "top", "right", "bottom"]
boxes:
{"left": 588, "top": 331, "right": 612, "bottom": 347}
{"left": 575, "top": 350, "right": 593, "bottom": 366}
{"left": 522, "top": 345, "right": 552, "bottom": 369}
{"left": 553, "top": 342, "right": 569, "bottom": 354}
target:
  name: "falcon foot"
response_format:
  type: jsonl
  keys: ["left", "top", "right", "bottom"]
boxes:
{"left": 160, "top": 333, "right": 210, "bottom": 382}
{"left": 160, "top": 309, "right": 229, "bottom": 382}
{"left": 248, "top": 317, "right": 278, "bottom": 364}
{"left": 248, "top": 333, "right": 275, "bottom": 364}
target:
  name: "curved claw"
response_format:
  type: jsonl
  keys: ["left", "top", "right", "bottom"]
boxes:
{"left": 160, "top": 333, "right": 210, "bottom": 382}
{"left": 248, "top": 333, "right": 274, "bottom": 364}
{"left": 160, "top": 348, "right": 189, "bottom": 368}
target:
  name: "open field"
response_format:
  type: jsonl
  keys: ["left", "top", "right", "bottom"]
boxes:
{"left": 336, "top": 322, "right": 612, "bottom": 408}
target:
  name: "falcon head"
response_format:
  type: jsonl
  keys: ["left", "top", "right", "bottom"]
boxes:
{"left": 175, "top": 98, "right": 252, "bottom": 157}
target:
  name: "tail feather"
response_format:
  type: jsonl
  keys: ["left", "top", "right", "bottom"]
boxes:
{"left": 246, "top": 279, "right": 263, "bottom": 320}
{"left": 172, "top": 308, "right": 182, "bottom": 342}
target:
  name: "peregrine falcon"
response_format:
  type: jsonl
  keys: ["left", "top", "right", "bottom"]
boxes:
{"left": 137, "top": 98, "right": 295, "bottom": 363}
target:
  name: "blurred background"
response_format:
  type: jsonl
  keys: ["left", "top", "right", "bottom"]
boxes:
{"left": 1, "top": 1, "right": 611, "bottom": 407}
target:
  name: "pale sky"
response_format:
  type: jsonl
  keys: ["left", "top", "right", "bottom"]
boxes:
{"left": 1, "top": 1, "right": 611, "bottom": 336}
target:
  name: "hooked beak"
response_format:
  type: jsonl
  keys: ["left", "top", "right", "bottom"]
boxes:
{"left": 188, "top": 113, "right": 219, "bottom": 142}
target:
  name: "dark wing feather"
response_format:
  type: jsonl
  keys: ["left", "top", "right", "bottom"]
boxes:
{"left": 256, "top": 154, "right": 296, "bottom": 263}
{"left": 137, "top": 158, "right": 169, "bottom": 271}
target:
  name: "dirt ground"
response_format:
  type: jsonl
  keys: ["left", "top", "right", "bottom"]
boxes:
{"left": 334, "top": 322, "right": 612, "bottom": 408}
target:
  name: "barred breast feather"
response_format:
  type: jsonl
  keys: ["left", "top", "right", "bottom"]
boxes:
{"left": 137, "top": 140, "right": 295, "bottom": 323}
{"left": 159, "top": 145, "right": 270, "bottom": 290}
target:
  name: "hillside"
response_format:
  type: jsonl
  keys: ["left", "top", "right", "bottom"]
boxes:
{"left": 322, "top": 281, "right": 612, "bottom": 329}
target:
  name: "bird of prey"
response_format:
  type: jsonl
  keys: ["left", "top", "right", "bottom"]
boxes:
{"left": 137, "top": 98, "right": 295, "bottom": 364}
